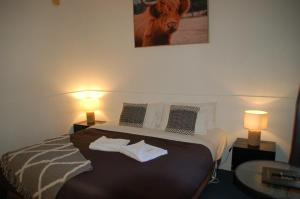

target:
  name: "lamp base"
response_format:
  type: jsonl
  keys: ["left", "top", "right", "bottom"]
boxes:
{"left": 248, "top": 131, "right": 261, "bottom": 147}
{"left": 86, "top": 112, "right": 95, "bottom": 125}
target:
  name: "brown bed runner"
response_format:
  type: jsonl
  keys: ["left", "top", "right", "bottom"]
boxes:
{"left": 57, "top": 128, "right": 213, "bottom": 199}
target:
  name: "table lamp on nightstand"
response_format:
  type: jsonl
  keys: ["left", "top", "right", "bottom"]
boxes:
{"left": 82, "top": 97, "right": 99, "bottom": 125}
{"left": 244, "top": 110, "right": 269, "bottom": 147}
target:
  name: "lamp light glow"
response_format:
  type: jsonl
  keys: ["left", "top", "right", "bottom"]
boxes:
{"left": 81, "top": 98, "right": 99, "bottom": 112}
{"left": 73, "top": 90, "right": 104, "bottom": 100}
{"left": 75, "top": 90, "right": 103, "bottom": 125}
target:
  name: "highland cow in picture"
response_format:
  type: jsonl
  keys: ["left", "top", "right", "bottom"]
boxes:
{"left": 133, "top": 0, "right": 208, "bottom": 47}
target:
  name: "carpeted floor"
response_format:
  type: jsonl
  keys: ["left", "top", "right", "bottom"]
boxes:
{"left": 200, "top": 169, "right": 252, "bottom": 199}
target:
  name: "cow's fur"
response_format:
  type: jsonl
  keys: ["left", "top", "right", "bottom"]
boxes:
{"left": 134, "top": 0, "right": 190, "bottom": 47}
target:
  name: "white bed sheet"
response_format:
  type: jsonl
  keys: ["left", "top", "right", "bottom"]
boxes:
{"left": 91, "top": 122, "right": 227, "bottom": 161}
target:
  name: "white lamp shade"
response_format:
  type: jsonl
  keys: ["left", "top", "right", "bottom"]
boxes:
{"left": 81, "top": 98, "right": 99, "bottom": 112}
{"left": 244, "top": 110, "right": 268, "bottom": 131}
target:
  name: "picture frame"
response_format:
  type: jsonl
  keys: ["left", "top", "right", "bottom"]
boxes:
{"left": 133, "top": 0, "right": 209, "bottom": 47}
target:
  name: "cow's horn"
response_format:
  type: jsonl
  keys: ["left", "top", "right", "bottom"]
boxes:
{"left": 141, "top": 0, "right": 157, "bottom": 6}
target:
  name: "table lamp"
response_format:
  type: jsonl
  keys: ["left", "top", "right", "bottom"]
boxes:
{"left": 244, "top": 110, "right": 268, "bottom": 147}
{"left": 81, "top": 96, "right": 100, "bottom": 125}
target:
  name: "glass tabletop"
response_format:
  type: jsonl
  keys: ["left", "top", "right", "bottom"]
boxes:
{"left": 235, "top": 160, "right": 300, "bottom": 199}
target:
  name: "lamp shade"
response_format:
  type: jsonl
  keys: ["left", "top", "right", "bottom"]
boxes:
{"left": 244, "top": 110, "right": 268, "bottom": 131}
{"left": 81, "top": 98, "right": 99, "bottom": 112}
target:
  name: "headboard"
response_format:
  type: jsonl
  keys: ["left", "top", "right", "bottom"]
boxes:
{"left": 289, "top": 86, "right": 300, "bottom": 167}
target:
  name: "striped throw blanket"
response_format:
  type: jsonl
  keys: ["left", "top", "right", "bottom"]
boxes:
{"left": 0, "top": 135, "right": 92, "bottom": 199}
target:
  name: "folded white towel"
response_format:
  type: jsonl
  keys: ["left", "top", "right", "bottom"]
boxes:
{"left": 120, "top": 140, "right": 168, "bottom": 162}
{"left": 89, "top": 136, "right": 130, "bottom": 152}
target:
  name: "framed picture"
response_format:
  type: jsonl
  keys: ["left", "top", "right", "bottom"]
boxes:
{"left": 133, "top": 0, "right": 209, "bottom": 47}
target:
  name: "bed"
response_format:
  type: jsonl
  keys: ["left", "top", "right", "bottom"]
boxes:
{"left": 0, "top": 103, "right": 227, "bottom": 199}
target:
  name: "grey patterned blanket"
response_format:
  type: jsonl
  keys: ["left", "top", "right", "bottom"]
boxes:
{"left": 0, "top": 135, "right": 92, "bottom": 199}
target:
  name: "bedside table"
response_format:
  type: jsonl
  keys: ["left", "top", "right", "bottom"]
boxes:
{"left": 231, "top": 138, "right": 276, "bottom": 170}
{"left": 73, "top": 121, "right": 106, "bottom": 133}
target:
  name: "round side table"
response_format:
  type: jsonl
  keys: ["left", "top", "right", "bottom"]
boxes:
{"left": 234, "top": 160, "right": 300, "bottom": 199}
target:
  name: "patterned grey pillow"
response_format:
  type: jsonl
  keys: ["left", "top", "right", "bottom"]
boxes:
{"left": 119, "top": 103, "right": 147, "bottom": 128}
{"left": 166, "top": 105, "right": 200, "bottom": 135}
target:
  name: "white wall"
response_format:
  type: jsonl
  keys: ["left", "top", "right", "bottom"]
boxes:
{"left": 0, "top": 0, "right": 299, "bottom": 170}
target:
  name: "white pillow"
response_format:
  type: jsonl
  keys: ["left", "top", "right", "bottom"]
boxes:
{"left": 194, "top": 103, "right": 216, "bottom": 134}
{"left": 143, "top": 103, "right": 164, "bottom": 129}
{"left": 159, "top": 102, "right": 216, "bottom": 134}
